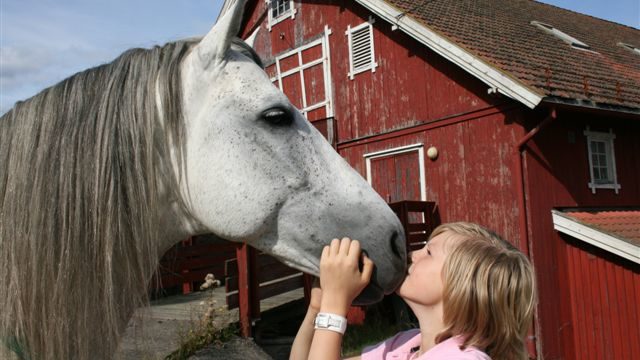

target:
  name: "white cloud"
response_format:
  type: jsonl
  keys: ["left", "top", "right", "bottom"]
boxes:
{"left": 0, "top": 0, "right": 221, "bottom": 113}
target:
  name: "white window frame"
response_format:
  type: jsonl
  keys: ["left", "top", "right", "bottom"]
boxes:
{"left": 584, "top": 127, "right": 620, "bottom": 194}
{"left": 346, "top": 16, "right": 378, "bottom": 80}
{"left": 364, "top": 144, "right": 426, "bottom": 201}
{"left": 269, "top": 26, "right": 334, "bottom": 120}
{"left": 266, "top": 0, "right": 297, "bottom": 31}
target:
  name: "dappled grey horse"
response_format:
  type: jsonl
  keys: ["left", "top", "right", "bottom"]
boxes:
{"left": 0, "top": 1, "right": 406, "bottom": 359}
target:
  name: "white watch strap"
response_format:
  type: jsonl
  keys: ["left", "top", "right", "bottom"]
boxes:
{"left": 314, "top": 312, "right": 348, "bottom": 334}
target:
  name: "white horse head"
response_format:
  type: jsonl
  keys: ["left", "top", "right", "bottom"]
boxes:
{"left": 165, "top": 0, "right": 406, "bottom": 302}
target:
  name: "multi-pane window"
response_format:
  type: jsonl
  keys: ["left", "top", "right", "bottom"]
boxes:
{"left": 265, "top": 27, "right": 334, "bottom": 141}
{"left": 584, "top": 128, "right": 620, "bottom": 194}
{"left": 267, "top": 0, "right": 296, "bottom": 30}
{"left": 271, "top": 0, "right": 290, "bottom": 19}
{"left": 590, "top": 140, "right": 611, "bottom": 183}
{"left": 346, "top": 17, "right": 378, "bottom": 79}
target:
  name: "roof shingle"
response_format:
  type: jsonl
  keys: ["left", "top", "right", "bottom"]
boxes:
{"left": 564, "top": 209, "right": 640, "bottom": 247}
{"left": 385, "top": 0, "right": 640, "bottom": 111}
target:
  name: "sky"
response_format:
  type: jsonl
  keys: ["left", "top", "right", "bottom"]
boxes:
{"left": 1, "top": 0, "right": 638, "bottom": 115}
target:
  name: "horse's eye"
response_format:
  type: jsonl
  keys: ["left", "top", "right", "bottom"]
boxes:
{"left": 262, "top": 108, "right": 293, "bottom": 127}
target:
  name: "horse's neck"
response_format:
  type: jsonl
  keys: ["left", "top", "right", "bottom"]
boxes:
{"left": 153, "top": 81, "right": 204, "bottom": 254}
{"left": 155, "top": 184, "right": 203, "bottom": 255}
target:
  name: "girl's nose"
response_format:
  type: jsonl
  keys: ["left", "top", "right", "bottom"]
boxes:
{"left": 409, "top": 251, "right": 418, "bottom": 263}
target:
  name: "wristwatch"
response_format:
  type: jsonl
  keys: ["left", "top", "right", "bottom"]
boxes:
{"left": 314, "top": 312, "right": 348, "bottom": 334}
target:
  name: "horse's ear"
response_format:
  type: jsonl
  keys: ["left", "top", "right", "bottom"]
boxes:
{"left": 197, "top": 0, "right": 247, "bottom": 68}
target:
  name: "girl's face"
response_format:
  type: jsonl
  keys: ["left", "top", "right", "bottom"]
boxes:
{"left": 396, "top": 231, "right": 458, "bottom": 306}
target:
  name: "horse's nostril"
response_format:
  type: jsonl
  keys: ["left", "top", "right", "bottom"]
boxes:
{"left": 389, "top": 231, "right": 401, "bottom": 258}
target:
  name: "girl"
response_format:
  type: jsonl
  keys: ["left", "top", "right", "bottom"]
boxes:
{"left": 290, "top": 222, "right": 537, "bottom": 360}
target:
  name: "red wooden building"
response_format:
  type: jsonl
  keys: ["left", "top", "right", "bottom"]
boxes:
{"left": 221, "top": 0, "right": 640, "bottom": 358}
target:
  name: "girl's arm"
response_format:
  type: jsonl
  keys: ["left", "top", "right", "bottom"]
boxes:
{"left": 289, "top": 284, "right": 321, "bottom": 360}
{"left": 308, "top": 238, "right": 373, "bottom": 360}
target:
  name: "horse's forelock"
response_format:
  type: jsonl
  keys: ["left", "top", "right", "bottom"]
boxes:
{"left": 0, "top": 39, "right": 195, "bottom": 359}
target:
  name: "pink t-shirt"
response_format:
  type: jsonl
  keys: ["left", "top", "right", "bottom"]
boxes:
{"left": 361, "top": 329, "right": 490, "bottom": 360}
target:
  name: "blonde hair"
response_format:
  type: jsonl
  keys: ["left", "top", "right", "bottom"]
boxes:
{"left": 431, "top": 222, "right": 537, "bottom": 360}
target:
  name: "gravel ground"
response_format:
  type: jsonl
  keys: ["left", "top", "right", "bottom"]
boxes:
{"left": 117, "top": 289, "right": 303, "bottom": 359}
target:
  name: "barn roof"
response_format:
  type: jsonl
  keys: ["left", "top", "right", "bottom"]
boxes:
{"left": 552, "top": 209, "right": 640, "bottom": 264}
{"left": 357, "top": 0, "right": 640, "bottom": 113}
{"left": 223, "top": 0, "right": 640, "bottom": 113}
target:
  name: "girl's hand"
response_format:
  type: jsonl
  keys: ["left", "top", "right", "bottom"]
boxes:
{"left": 319, "top": 237, "right": 374, "bottom": 316}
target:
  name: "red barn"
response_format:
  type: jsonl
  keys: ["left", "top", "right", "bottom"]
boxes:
{"left": 221, "top": 0, "right": 640, "bottom": 358}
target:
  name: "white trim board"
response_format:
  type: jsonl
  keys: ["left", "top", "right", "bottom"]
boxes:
{"left": 552, "top": 210, "right": 640, "bottom": 265}
{"left": 353, "top": 0, "right": 543, "bottom": 109}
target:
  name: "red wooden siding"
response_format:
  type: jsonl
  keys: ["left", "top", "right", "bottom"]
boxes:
{"left": 339, "top": 107, "right": 523, "bottom": 245}
{"left": 525, "top": 113, "right": 640, "bottom": 359}
{"left": 562, "top": 235, "right": 640, "bottom": 360}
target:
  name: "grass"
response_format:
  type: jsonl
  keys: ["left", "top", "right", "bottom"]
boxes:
{"left": 163, "top": 288, "right": 238, "bottom": 360}
{"left": 164, "top": 321, "right": 238, "bottom": 360}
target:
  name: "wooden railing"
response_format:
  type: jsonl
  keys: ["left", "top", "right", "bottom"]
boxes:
{"left": 389, "top": 200, "right": 439, "bottom": 252}
{"left": 151, "top": 236, "right": 237, "bottom": 297}
{"left": 224, "top": 245, "right": 311, "bottom": 337}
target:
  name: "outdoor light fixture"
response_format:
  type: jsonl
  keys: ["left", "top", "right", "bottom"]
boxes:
{"left": 427, "top": 146, "right": 438, "bottom": 160}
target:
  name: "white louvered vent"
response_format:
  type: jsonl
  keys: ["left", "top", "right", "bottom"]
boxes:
{"left": 346, "top": 17, "right": 378, "bottom": 79}
{"left": 352, "top": 27, "right": 372, "bottom": 69}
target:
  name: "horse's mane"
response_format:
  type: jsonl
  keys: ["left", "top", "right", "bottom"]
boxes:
{"left": 0, "top": 39, "right": 197, "bottom": 359}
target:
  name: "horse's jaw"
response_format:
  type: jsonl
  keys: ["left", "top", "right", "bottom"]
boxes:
{"left": 247, "top": 178, "right": 408, "bottom": 305}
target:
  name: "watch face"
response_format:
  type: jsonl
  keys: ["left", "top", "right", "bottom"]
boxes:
{"left": 315, "top": 313, "right": 347, "bottom": 334}
{"left": 315, "top": 316, "right": 329, "bottom": 327}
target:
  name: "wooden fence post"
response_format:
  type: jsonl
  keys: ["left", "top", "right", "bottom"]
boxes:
{"left": 181, "top": 237, "right": 193, "bottom": 294}
{"left": 236, "top": 244, "right": 259, "bottom": 337}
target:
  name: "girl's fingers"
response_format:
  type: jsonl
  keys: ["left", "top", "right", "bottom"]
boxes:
{"left": 348, "top": 239, "right": 361, "bottom": 261}
{"left": 330, "top": 238, "right": 340, "bottom": 255}
{"left": 321, "top": 245, "right": 330, "bottom": 260}
{"left": 339, "top": 237, "right": 351, "bottom": 255}
{"left": 361, "top": 255, "right": 374, "bottom": 283}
